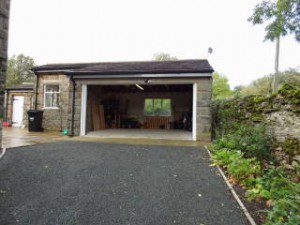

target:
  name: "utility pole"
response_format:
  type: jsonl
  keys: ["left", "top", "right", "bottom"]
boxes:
{"left": 273, "top": 36, "right": 280, "bottom": 92}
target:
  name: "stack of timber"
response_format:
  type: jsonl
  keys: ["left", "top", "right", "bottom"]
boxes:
{"left": 90, "top": 94, "right": 106, "bottom": 130}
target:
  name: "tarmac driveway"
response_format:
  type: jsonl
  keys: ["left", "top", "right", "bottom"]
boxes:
{"left": 0, "top": 142, "right": 248, "bottom": 225}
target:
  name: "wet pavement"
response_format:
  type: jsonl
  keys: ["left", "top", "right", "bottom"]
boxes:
{"left": 2, "top": 127, "right": 68, "bottom": 149}
{"left": 2, "top": 127, "right": 209, "bottom": 149}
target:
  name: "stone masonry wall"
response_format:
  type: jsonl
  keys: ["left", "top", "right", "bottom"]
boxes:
{"left": 0, "top": 0, "right": 10, "bottom": 147}
{"left": 212, "top": 84, "right": 300, "bottom": 168}
{"left": 68, "top": 82, "right": 81, "bottom": 136}
{"left": 36, "top": 74, "right": 71, "bottom": 131}
{"left": 195, "top": 78, "right": 213, "bottom": 141}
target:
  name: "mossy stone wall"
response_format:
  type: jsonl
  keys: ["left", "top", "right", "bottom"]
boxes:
{"left": 212, "top": 84, "right": 300, "bottom": 168}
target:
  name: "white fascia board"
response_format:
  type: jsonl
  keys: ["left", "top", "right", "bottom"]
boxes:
{"left": 72, "top": 73, "right": 212, "bottom": 79}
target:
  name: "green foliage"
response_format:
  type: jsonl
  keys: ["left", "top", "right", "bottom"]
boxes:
{"left": 211, "top": 83, "right": 300, "bottom": 224}
{"left": 248, "top": 0, "right": 300, "bottom": 42}
{"left": 246, "top": 167, "right": 292, "bottom": 200}
{"left": 210, "top": 141, "right": 300, "bottom": 224}
{"left": 211, "top": 148, "right": 261, "bottom": 186}
{"left": 6, "top": 54, "right": 35, "bottom": 87}
{"left": 282, "top": 138, "right": 300, "bottom": 157}
{"left": 211, "top": 148, "right": 242, "bottom": 166}
{"left": 212, "top": 72, "right": 233, "bottom": 100}
{"left": 213, "top": 124, "right": 272, "bottom": 162}
{"left": 238, "top": 69, "right": 300, "bottom": 97}
{"left": 246, "top": 166, "right": 300, "bottom": 225}
{"left": 265, "top": 194, "right": 300, "bottom": 225}
{"left": 227, "top": 157, "right": 261, "bottom": 186}
{"left": 153, "top": 53, "right": 178, "bottom": 61}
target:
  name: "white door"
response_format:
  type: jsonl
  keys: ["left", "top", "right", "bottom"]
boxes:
{"left": 12, "top": 96, "right": 24, "bottom": 128}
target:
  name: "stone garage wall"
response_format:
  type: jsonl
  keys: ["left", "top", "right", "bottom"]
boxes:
{"left": 0, "top": 0, "right": 10, "bottom": 147}
{"left": 68, "top": 82, "right": 81, "bottom": 136}
{"left": 195, "top": 78, "right": 212, "bottom": 141}
{"left": 35, "top": 75, "right": 213, "bottom": 139}
{"left": 36, "top": 74, "right": 72, "bottom": 132}
{"left": 212, "top": 84, "right": 300, "bottom": 168}
{"left": 35, "top": 73, "right": 81, "bottom": 136}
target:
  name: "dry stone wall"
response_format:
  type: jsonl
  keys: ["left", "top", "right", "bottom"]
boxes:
{"left": 212, "top": 84, "right": 300, "bottom": 169}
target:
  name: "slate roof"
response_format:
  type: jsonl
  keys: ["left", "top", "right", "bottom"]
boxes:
{"left": 5, "top": 83, "right": 34, "bottom": 91}
{"left": 33, "top": 60, "right": 214, "bottom": 76}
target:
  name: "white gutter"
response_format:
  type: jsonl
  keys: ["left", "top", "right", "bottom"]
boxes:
{"left": 71, "top": 73, "right": 212, "bottom": 79}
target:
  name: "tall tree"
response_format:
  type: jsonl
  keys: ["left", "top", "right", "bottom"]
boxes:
{"left": 248, "top": 0, "right": 300, "bottom": 92}
{"left": 212, "top": 73, "right": 233, "bottom": 100}
{"left": 6, "top": 54, "right": 35, "bottom": 87}
{"left": 153, "top": 53, "right": 178, "bottom": 61}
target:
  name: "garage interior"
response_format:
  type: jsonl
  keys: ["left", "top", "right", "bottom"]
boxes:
{"left": 85, "top": 84, "right": 193, "bottom": 140}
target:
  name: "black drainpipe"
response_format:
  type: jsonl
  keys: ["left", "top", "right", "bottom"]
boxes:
{"left": 5, "top": 90, "right": 9, "bottom": 121}
{"left": 34, "top": 74, "right": 39, "bottom": 110}
{"left": 69, "top": 76, "right": 76, "bottom": 137}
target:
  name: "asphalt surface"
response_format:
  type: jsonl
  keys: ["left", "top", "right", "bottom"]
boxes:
{"left": 0, "top": 141, "right": 248, "bottom": 225}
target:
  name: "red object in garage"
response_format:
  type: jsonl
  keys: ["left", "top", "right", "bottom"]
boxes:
{"left": 3, "top": 121, "right": 11, "bottom": 127}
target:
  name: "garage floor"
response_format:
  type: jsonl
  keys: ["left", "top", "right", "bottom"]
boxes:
{"left": 87, "top": 129, "right": 193, "bottom": 141}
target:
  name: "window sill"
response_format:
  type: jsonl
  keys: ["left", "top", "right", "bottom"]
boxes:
{"left": 43, "top": 107, "right": 60, "bottom": 110}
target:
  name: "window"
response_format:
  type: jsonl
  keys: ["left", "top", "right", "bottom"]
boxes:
{"left": 144, "top": 98, "right": 171, "bottom": 116}
{"left": 44, "top": 85, "right": 60, "bottom": 108}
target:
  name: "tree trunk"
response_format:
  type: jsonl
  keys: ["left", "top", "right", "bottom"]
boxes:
{"left": 273, "top": 36, "right": 280, "bottom": 92}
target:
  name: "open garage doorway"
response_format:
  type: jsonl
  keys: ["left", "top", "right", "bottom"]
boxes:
{"left": 84, "top": 84, "right": 193, "bottom": 140}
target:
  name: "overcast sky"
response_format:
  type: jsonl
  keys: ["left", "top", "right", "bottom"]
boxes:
{"left": 8, "top": 0, "right": 300, "bottom": 87}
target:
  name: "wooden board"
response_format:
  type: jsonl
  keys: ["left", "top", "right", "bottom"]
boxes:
{"left": 92, "top": 103, "right": 101, "bottom": 130}
{"left": 98, "top": 105, "right": 105, "bottom": 129}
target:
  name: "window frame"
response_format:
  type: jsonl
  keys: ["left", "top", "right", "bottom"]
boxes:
{"left": 144, "top": 98, "right": 171, "bottom": 117}
{"left": 43, "top": 84, "right": 60, "bottom": 109}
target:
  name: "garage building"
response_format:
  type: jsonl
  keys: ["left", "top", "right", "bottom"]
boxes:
{"left": 33, "top": 60, "right": 214, "bottom": 141}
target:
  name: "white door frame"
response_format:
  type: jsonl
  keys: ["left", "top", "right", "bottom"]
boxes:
{"left": 192, "top": 83, "right": 197, "bottom": 141}
{"left": 79, "top": 81, "right": 198, "bottom": 140}
{"left": 80, "top": 84, "right": 87, "bottom": 136}
{"left": 12, "top": 96, "right": 25, "bottom": 128}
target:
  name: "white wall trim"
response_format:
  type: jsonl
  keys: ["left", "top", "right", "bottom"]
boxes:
{"left": 75, "top": 76, "right": 210, "bottom": 86}
{"left": 80, "top": 84, "right": 87, "bottom": 136}
{"left": 73, "top": 73, "right": 212, "bottom": 80}
{"left": 192, "top": 83, "right": 197, "bottom": 141}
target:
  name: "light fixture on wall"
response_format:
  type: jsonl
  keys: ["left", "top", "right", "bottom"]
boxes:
{"left": 135, "top": 84, "right": 144, "bottom": 91}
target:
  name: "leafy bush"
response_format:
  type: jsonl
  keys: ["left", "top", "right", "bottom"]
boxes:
{"left": 265, "top": 194, "right": 300, "bottom": 225}
{"left": 211, "top": 148, "right": 261, "bottom": 187}
{"left": 246, "top": 167, "right": 292, "bottom": 200}
{"left": 211, "top": 148, "right": 242, "bottom": 166}
{"left": 212, "top": 124, "right": 272, "bottom": 162}
{"left": 227, "top": 157, "right": 261, "bottom": 186}
{"left": 210, "top": 142, "right": 300, "bottom": 225}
